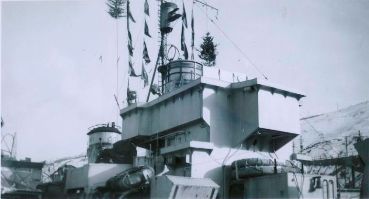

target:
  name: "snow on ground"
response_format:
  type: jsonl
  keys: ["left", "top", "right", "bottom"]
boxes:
{"left": 298, "top": 101, "right": 368, "bottom": 190}
{"left": 299, "top": 101, "right": 369, "bottom": 159}
{"left": 42, "top": 154, "right": 87, "bottom": 182}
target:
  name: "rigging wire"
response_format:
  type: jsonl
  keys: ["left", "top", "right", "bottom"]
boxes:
{"left": 302, "top": 119, "right": 325, "bottom": 141}
{"left": 223, "top": 144, "right": 243, "bottom": 164}
{"left": 115, "top": 20, "right": 120, "bottom": 123}
{"left": 195, "top": 4, "right": 269, "bottom": 80}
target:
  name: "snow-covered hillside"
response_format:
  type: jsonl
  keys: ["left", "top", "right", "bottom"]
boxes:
{"left": 297, "top": 101, "right": 368, "bottom": 190}
{"left": 42, "top": 154, "right": 87, "bottom": 182}
{"left": 299, "top": 101, "right": 369, "bottom": 159}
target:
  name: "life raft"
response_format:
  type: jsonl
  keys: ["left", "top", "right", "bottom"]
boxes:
{"left": 105, "top": 166, "right": 154, "bottom": 192}
{"left": 231, "top": 158, "right": 301, "bottom": 179}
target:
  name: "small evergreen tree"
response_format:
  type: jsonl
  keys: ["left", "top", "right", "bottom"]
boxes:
{"left": 198, "top": 32, "right": 218, "bottom": 66}
{"left": 106, "top": 0, "right": 125, "bottom": 19}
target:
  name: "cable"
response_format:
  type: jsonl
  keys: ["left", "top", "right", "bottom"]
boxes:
{"left": 302, "top": 119, "right": 325, "bottom": 141}
{"left": 292, "top": 171, "right": 304, "bottom": 198}
{"left": 195, "top": 4, "right": 269, "bottom": 80}
{"left": 221, "top": 148, "right": 232, "bottom": 165}
{"left": 223, "top": 144, "right": 243, "bottom": 164}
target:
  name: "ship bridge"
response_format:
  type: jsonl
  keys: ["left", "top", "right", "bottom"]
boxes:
{"left": 120, "top": 65, "right": 304, "bottom": 153}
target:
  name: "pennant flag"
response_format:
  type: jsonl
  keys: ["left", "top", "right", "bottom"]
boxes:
{"left": 141, "top": 63, "right": 149, "bottom": 87}
{"left": 128, "top": 10, "right": 136, "bottom": 23}
{"left": 128, "top": 31, "right": 132, "bottom": 44}
{"left": 128, "top": 30, "right": 133, "bottom": 55}
{"left": 127, "top": 27, "right": 134, "bottom": 55}
{"left": 128, "top": 44, "right": 134, "bottom": 56}
{"left": 144, "top": 0, "right": 149, "bottom": 16}
{"left": 191, "top": 9, "right": 195, "bottom": 60}
{"left": 127, "top": 1, "right": 136, "bottom": 23}
{"left": 191, "top": 10, "right": 194, "bottom": 32}
{"left": 114, "top": 94, "right": 121, "bottom": 109}
{"left": 128, "top": 32, "right": 134, "bottom": 57}
{"left": 183, "top": 42, "right": 188, "bottom": 59}
{"left": 191, "top": 10, "right": 194, "bottom": 42}
{"left": 143, "top": 41, "right": 151, "bottom": 64}
{"left": 168, "top": 8, "right": 181, "bottom": 22}
{"left": 181, "top": 24, "right": 188, "bottom": 59}
{"left": 181, "top": 25, "right": 186, "bottom": 51}
{"left": 182, "top": 2, "right": 187, "bottom": 28}
{"left": 144, "top": 20, "right": 151, "bottom": 37}
{"left": 128, "top": 61, "right": 139, "bottom": 77}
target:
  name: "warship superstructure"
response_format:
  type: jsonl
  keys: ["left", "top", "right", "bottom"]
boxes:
{"left": 34, "top": 0, "right": 348, "bottom": 198}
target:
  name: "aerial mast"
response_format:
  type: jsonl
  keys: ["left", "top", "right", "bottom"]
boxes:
{"left": 146, "top": 0, "right": 217, "bottom": 102}
{"left": 146, "top": 0, "right": 181, "bottom": 102}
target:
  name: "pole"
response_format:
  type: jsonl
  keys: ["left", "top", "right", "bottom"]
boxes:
{"left": 146, "top": 0, "right": 164, "bottom": 102}
{"left": 146, "top": 45, "right": 162, "bottom": 102}
{"left": 116, "top": 19, "right": 120, "bottom": 124}
{"left": 345, "top": 136, "right": 348, "bottom": 187}
{"left": 351, "top": 166, "right": 355, "bottom": 188}
{"left": 335, "top": 163, "right": 340, "bottom": 198}
{"left": 345, "top": 136, "right": 348, "bottom": 157}
{"left": 146, "top": 32, "right": 165, "bottom": 102}
{"left": 8, "top": 132, "right": 17, "bottom": 159}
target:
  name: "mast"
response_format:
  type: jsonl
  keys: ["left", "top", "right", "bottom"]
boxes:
{"left": 145, "top": 0, "right": 218, "bottom": 102}
{"left": 146, "top": 0, "right": 175, "bottom": 102}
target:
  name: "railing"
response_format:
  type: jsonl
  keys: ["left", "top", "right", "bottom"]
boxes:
{"left": 88, "top": 123, "right": 122, "bottom": 131}
{"left": 159, "top": 60, "right": 203, "bottom": 94}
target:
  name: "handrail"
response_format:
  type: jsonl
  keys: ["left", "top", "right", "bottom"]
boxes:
{"left": 88, "top": 123, "right": 122, "bottom": 131}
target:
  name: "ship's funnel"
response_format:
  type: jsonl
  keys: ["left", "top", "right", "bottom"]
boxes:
{"left": 158, "top": 60, "right": 203, "bottom": 93}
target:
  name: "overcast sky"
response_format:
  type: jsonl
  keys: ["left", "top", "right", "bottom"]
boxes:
{"left": 2, "top": 0, "right": 369, "bottom": 161}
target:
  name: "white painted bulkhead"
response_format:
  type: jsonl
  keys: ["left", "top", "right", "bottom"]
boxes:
{"left": 121, "top": 83, "right": 203, "bottom": 140}
{"left": 88, "top": 132, "right": 121, "bottom": 145}
{"left": 65, "top": 163, "right": 132, "bottom": 194}
{"left": 120, "top": 77, "right": 304, "bottom": 199}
